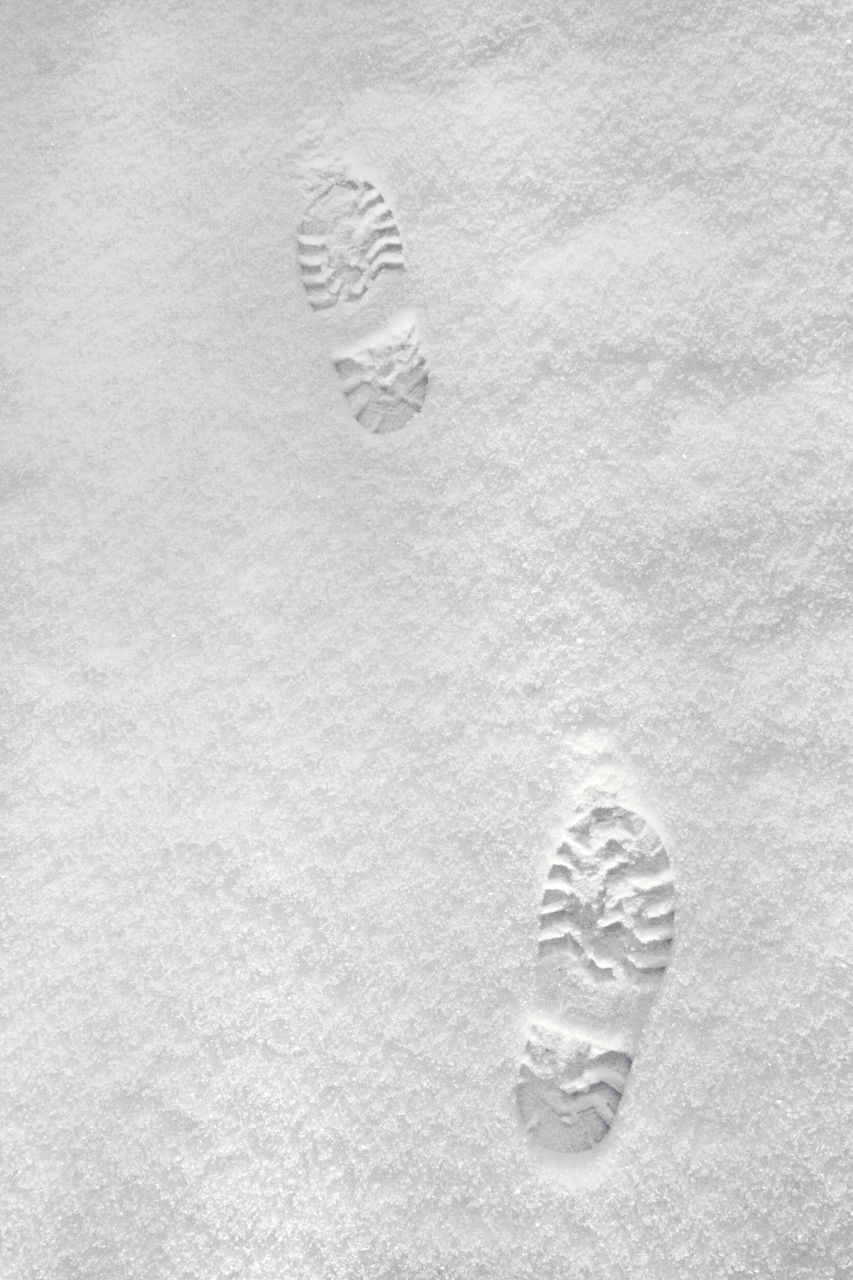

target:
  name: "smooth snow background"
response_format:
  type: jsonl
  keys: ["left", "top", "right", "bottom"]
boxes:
{"left": 1, "top": 2, "right": 852, "bottom": 1277}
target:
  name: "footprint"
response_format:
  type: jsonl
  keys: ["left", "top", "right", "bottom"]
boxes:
{"left": 297, "top": 171, "right": 429, "bottom": 434}
{"left": 333, "top": 315, "right": 428, "bottom": 435}
{"left": 297, "top": 176, "right": 404, "bottom": 311}
{"left": 517, "top": 803, "right": 675, "bottom": 1156}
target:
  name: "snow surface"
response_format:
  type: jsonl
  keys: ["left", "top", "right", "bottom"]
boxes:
{"left": 1, "top": 1, "right": 852, "bottom": 1277}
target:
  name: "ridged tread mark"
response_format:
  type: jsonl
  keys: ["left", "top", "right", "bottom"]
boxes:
{"left": 297, "top": 177, "right": 405, "bottom": 311}
{"left": 536, "top": 806, "right": 675, "bottom": 988}
{"left": 333, "top": 320, "right": 429, "bottom": 434}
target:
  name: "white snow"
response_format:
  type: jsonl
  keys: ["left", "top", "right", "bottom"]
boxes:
{"left": 1, "top": 1, "right": 851, "bottom": 1277}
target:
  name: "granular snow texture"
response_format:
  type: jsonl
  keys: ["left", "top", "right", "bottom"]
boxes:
{"left": 1, "top": 2, "right": 851, "bottom": 1278}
